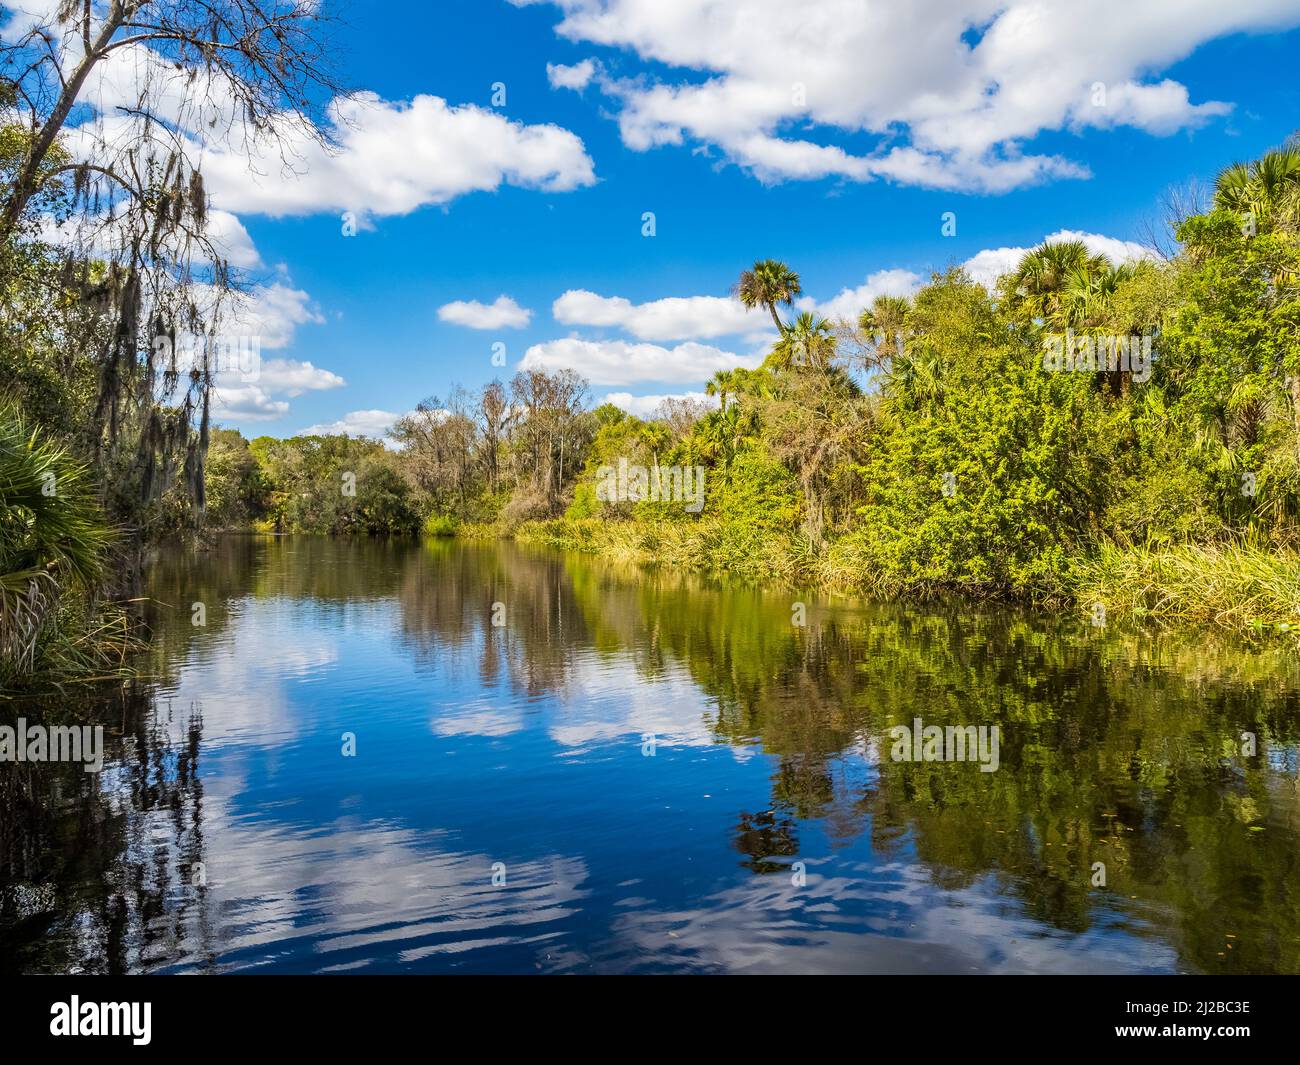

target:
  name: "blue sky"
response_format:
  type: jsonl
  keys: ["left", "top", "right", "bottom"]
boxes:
{"left": 69, "top": 0, "right": 1300, "bottom": 437}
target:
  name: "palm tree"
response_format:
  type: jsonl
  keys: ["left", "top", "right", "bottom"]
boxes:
{"left": 858, "top": 294, "right": 911, "bottom": 367}
{"left": 766, "top": 311, "right": 836, "bottom": 372}
{"left": 1214, "top": 141, "right": 1300, "bottom": 232}
{"left": 735, "top": 259, "right": 802, "bottom": 334}
{"left": 1, "top": 409, "right": 113, "bottom": 675}
{"left": 705, "top": 368, "right": 739, "bottom": 412}
{"left": 696, "top": 402, "right": 759, "bottom": 470}
{"left": 1062, "top": 260, "right": 1140, "bottom": 329}
{"left": 1006, "top": 240, "right": 1110, "bottom": 328}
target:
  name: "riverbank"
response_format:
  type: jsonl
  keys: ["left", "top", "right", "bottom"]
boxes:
{"left": 477, "top": 517, "right": 1300, "bottom": 640}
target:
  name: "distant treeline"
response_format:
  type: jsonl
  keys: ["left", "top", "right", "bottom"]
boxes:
{"left": 207, "top": 140, "right": 1300, "bottom": 632}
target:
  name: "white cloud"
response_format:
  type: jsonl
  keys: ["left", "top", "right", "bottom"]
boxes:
{"left": 962, "top": 229, "right": 1155, "bottom": 289}
{"left": 552, "top": 289, "right": 767, "bottom": 340}
{"left": 798, "top": 269, "right": 925, "bottom": 322}
{"left": 210, "top": 385, "right": 290, "bottom": 421}
{"left": 437, "top": 295, "right": 532, "bottom": 329}
{"left": 297, "top": 410, "right": 411, "bottom": 439}
{"left": 547, "top": 59, "right": 598, "bottom": 91}
{"left": 72, "top": 44, "right": 597, "bottom": 219}
{"left": 200, "top": 288, "right": 334, "bottom": 422}
{"left": 519, "top": 337, "right": 759, "bottom": 386}
{"left": 205, "top": 210, "right": 263, "bottom": 269}
{"left": 601, "top": 390, "right": 717, "bottom": 417}
{"left": 36, "top": 205, "right": 263, "bottom": 271}
{"left": 519, "top": 0, "right": 1300, "bottom": 191}
{"left": 254, "top": 359, "right": 345, "bottom": 396}
{"left": 194, "top": 282, "right": 324, "bottom": 350}
{"left": 211, "top": 358, "right": 344, "bottom": 422}
{"left": 202, "top": 92, "right": 596, "bottom": 219}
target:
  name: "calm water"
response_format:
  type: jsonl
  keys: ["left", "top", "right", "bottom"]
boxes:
{"left": 3, "top": 536, "right": 1300, "bottom": 974}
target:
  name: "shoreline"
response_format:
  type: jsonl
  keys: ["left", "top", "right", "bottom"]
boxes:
{"left": 463, "top": 518, "right": 1300, "bottom": 643}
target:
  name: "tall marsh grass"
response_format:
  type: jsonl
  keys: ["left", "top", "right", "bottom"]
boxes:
{"left": 491, "top": 518, "right": 1300, "bottom": 640}
{"left": 1073, "top": 539, "right": 1300, "bottom": 635}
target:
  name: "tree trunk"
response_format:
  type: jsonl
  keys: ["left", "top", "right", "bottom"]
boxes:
{"left": 0, "top": 11, "right": 125, "bottom": 238}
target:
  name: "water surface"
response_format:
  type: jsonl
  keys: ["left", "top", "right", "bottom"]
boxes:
{"left": 3, "top": 536, "right": 1299, "bottom": 974}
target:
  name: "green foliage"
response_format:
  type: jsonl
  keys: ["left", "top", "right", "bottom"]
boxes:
{"left": 503, "top": 142, "right": 1300, "bottom": 632}
{"left": 242, "top": 434, "right": 421, "bottom": 535}
{"left": 203, "top": 428, "right": 269, "bottom": 530}
{"left": 0, "top": 407, "right": 113, "bottom": 588}
{"left": 850, "top": 358, "right": 1108, "bottom": 594}
{"left": 424, "top": 512, "right": 459, "bottom": 537}
{"left": 0, "top": 407, "right": 123, "bottom": 685}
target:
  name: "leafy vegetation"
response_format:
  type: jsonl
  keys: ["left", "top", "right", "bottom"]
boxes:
{"left": 282, "top": 136, "right": 1295, "bottom": 636}
{"left": 6, "top": 85, "right": 1300, "bottom": 687}
{"left": 0, "top": 409, "right": 134, "bottom": 690}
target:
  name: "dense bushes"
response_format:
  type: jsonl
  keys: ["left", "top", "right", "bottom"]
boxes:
{"left": 505, "top": 143, "right": 1300, "bottom": 632}
{"left": 237, "top": 435, "right": 422, "bottom": 535}
{"left": 195, "top": 140, "right": 1300, "bottom": 635}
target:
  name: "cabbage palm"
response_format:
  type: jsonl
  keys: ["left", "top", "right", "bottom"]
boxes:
{"left": 705, "top": 369, "right": 739, "bottom": 412}
{"left": 767, "top": 311, "right": 836, "bottom": 372}
{"left": 1214, "top": 142, "right": 1300, "bottom": 232}
{"left": 735, "top": 259, "right": 802, "bottom": 334}
{"left": 696, "top": 401, "right": 758, "bottom": 470}
{"left": 1062, "top": 261, "right": 1141, "bottom": 328}
{"left": 1007, "top": 240, "right": 1110, "bottom": 328}
{"left": 858, "top": 294, "right": 911, "bottom": 366}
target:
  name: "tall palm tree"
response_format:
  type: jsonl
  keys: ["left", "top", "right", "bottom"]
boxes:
{"left": 705, "top": 368, "right": 739, "bottom": 412}
{"left": 735, "top": 259, "right": 802, "bottom": 334}
{"left": 858, "top": 294, "right": 911, "bottom": 367}
{"left": 766, "top": 311, "right": 836, "bottom": 372}
{"left": 1214, "top": 141, "right": 1300, "bottom": 231}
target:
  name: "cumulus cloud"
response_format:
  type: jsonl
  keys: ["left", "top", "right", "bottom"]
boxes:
{"left": 71, "top": 43, "right": 596, "bottom": 221}
{"left": 205, "top": 210, "right": 263, "bottom": 269}
{"left": 255, "top": 359, "right": 345, "bottom": 396}
{"left": 552, "top": 290, "right": 767, "bottom": 340}
{"left": 195, "top": 282, "right": 324, "bottom": 350}
{"left": 518, "top": 0, "right": 1298, "bottom": 191}
{"left": 547, "top": 59, "right": 598, "bottom": 91}
{"left": 210, "top": 385, "right": 291, "bottom": 421}
{"left": 297, "top": 410, "right": 413, "bottom": 439}
{"left": 37, "top": 204, "right": 263, "bottom": 271}
{"left": 519, "top": 337, "right": 759, "bottom": 386}
{"left": 203, "top": 93, "right": 596, "bottom": 219}
{"left": 198, "top": 287, "right": 334, "bottom": 422}
{"left": 437, "top": 295, "right": 532, "bottom": 329}
{"left": 798, "top": 269, "right": 925, "bottom": 322}
{"left": 601, "top": 390, "right": 717, "bottom": 418}
{"left": 211, "top": 358, "right": 344, "bottom": 422}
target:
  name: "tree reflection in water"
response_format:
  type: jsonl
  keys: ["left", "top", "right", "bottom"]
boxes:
{"left": 1, "top": 536, "right": 1297, "bottom": 974}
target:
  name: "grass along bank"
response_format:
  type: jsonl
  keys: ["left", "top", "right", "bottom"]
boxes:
{"left": 502, "top": 517, "right": 1300, "bottom": 639}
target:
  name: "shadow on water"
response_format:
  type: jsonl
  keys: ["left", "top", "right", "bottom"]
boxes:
{"left": 2, "top": 535, "right": 1298, "bottom": 973}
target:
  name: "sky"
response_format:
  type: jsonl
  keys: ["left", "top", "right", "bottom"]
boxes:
{"left": 31, "top": 0, "right": 1300, "bottom": 437}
